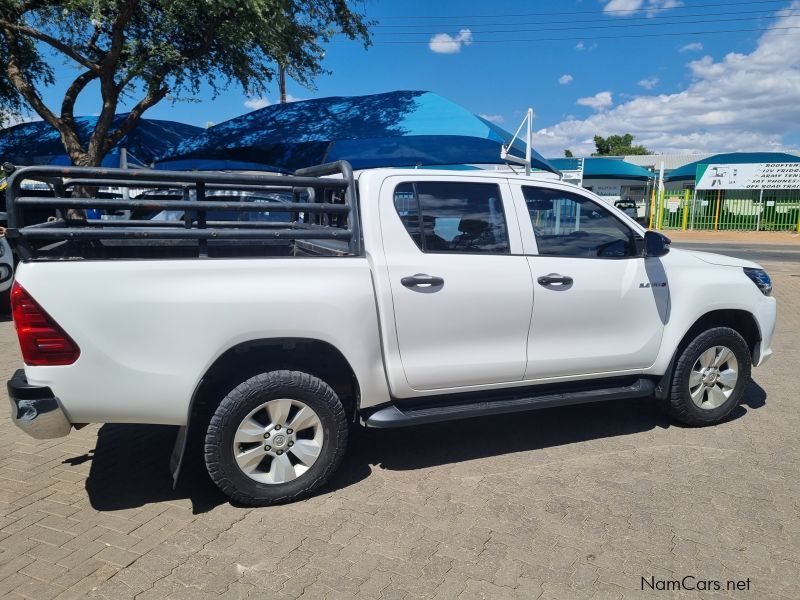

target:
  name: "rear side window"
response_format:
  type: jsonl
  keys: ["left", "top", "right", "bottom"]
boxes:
{"left": 522, "top": 186, "right": 637, "bottom": 258}
{"left": 393, "top": 182, "right": 509, "bottom": 254}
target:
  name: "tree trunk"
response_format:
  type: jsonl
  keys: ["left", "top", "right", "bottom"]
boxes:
{"left": 66, "top": 148, "right": 101, "bottom": 219}
{"left": 279, "top": 64, "right": 286, "bottom": 104}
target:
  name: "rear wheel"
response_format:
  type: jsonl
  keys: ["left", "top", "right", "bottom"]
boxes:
{"left": 205, "top": 370, "right": 348, "bottom": 505}
{"left": 668, "top": 327, "right": 751, "bottom": 426}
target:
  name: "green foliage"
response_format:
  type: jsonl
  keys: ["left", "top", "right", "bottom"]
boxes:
{"left": 592, "top": 133, "right": 650, "bottom": 156}
{"left": 564, "top": 149, "right": 573, "bottom": 158}
{"left": 0, "top": 0, "right": 371, "bottom": 164}
{"left": 0, "top": 25, "right": 52, "bottom": 125}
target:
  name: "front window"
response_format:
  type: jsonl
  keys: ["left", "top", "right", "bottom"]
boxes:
{"left": 523, "top": 186, "right": 637, "bottom": 258}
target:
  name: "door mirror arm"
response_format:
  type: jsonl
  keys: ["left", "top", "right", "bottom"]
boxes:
{"left": 643, "top": 230, "right": 671, "bottom": 258}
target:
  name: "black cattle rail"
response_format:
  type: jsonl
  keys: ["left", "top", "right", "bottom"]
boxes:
{"left": 2, "top": 160, "right": 361, "bottom": 259}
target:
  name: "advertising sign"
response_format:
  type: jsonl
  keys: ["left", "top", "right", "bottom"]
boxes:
{"left": 594, "top": 185, "right": 621, "bottom": 198}
{"left": 560, "top": 158, "right": 584, "bottom": 186}
{"left": 696, "top": 163, "right": 800, "bottom": 190}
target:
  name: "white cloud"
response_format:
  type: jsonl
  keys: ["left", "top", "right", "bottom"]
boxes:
{"left": 559, "top": 74, "right": 574, "bottom": 85}
{"left": 532, "top": 2, "right": 800, "bottom": 157}
{"left": 603, "top": 0, "right": 644, "bottom": 13}
{"left": 638, "top": 77, "right": 659, "bottom": 90}
{"left": 429, "top": 29, "right": 473, "bottom": 54}
{"left": 479, "top": 114, "right": 504, "bottom": 124}
{"left": 680, "top": 42, "right": 704, "bottom": 53}
{"left": 577, "top": 91, "right": 614, "bottom": 111}
{"left": 603, "top": 0, "right": 682, "bottom": 17}
{"left": 244, "top": 94, "right": 304, "bottom": 110}
{"left": 244, "top": 97, "right": 270, "bottom": 110}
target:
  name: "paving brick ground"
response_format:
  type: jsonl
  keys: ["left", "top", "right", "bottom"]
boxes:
{"left": 0, "top": 252, "right": 798, "bottom": 599}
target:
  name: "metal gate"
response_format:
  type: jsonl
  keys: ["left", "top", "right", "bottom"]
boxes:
{"left": 652, "top": 188, "right": 800, "bottom": 231}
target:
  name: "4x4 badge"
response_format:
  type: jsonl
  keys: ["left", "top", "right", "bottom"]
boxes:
{"left": 640, "top": 282, "right": 668, "bottom": 288}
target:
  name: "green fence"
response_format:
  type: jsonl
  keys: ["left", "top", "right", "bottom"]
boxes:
{"left": 651, "top": 188, "right": 800, "bottom": 231}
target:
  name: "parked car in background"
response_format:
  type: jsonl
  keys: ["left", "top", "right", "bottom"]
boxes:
{"left": 0, "top": 235, "right": 13, "bottom": 310}
{"left": 614, "top": 199, "right": 639, "bottom": 220}
{"left": 4, "top": 162, "right": 777, "bottom": 506}
{"left": 134, "top": 188, "right": 298, "bottom": 224}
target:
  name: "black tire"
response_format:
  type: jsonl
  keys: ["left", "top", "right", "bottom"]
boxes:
{"left": 205, "top": 370, "right": 348, "bottom": 506}
{"left": 668, "top": 327, "right": 751, "bottom": 426}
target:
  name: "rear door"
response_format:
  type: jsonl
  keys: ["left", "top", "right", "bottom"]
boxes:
{"left": 511, "top": 183, "right": 669, "bottom": 379}
{"left": 379, "top": 177, "right": 533, "bottom": 392}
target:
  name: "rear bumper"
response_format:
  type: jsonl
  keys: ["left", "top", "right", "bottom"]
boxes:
{"left": 7, "top": 369, "right": 71, "bottom": 439}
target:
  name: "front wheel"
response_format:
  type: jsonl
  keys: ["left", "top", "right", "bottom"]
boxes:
{"left": 667, "top": 327, "right": 752, "bottom": 426}
{"left": 205, "top": 370, "right": 348, "bottom": 506}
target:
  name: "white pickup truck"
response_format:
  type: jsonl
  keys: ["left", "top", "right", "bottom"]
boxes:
{"left": 4, "top": 161, "right": 776, "bottom": 506}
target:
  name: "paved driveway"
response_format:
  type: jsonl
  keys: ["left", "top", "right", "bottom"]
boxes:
{"left": 0, "top": 257, "right": 798, "bottom": 599}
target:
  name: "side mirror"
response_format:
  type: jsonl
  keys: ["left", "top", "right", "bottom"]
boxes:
{"left": 643, "top": 230, "right": 670, "bottom": 258}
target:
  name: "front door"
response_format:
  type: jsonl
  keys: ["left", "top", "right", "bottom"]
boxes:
{"left": 379, "top": 178, "right": 533, "bottom": 391}
{"left": 513, "top": 184, "right": 669, "bottom": 379}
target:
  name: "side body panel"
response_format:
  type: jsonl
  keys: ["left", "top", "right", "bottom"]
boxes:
{"left": 507, "top": 181, "right": 669, "bottom": 379}
{"left": 649, "top": 248, "right": 777, "bottom": 373}
{"left": 374, "top": 175, "right": 532, "bottom": 392}
{"left": 16, "top": 258, "right": 391, "bottom": 423}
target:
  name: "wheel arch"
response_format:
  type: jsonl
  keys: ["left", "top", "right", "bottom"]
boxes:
{"left": 654, "top": 308, "right": 760, "bottom": 399}
{"left": 171, "top": 337, "right": 361, "bottom": 486}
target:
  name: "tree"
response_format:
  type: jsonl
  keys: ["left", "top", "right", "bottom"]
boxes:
{"left": 564, "top": 149, "right": 573, "bottom": 158}
{"left": 0, "top": 1, "right": 371, "bottom": 168}
{"left": 592, "top": 133, "right": 650, "bottom": 156}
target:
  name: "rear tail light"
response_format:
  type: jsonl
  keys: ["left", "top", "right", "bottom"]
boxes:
{"left": 11, "top": 282, "right": 80, "bottom": 366}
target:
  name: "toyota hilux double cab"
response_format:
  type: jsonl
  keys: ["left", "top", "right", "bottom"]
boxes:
{"left": 3, "top": 161, "right": 776, "bottom": 505}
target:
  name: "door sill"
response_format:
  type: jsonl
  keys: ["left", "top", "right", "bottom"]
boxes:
{"left": 365, "top": 378, "right": 654, "bottom": 428}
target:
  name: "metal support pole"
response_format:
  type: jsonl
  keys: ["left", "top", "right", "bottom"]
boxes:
{"left": 690, "top": 190, "right": 697, "bottom": 230}
{"left": 655, "top": 161, "right": 665, "bottom": 230}
{"left": 648, "top": 185, "right": 656, "bottom": 229}
{"left": 196, "top": 182, "right": 207, "bottom": 257}
{"left": 525, "top": 108, "right": 533, "bottom": 177}
{"left": 756, "top": 188, "right": 763, "bottom": 231}
{"left": 120, "top": 148, "right": 130, "bottom": 201}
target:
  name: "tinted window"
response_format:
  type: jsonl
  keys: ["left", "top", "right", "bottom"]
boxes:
{"left": 523, "top": 187, "right": 636, "bottom": 258}
{"left": 394, "top": 182, "right": 509, "bottom": 254}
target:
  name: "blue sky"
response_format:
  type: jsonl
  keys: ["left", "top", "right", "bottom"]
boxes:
{"left": 20, "top": 0, "right": 800, "bottom": 157}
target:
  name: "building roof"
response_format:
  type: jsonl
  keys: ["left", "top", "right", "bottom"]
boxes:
{"left": 621, "top": 153, "right": 712, "bottom": 172}
{"left": 158, "top": 90, "right": 560, "bottom": 174}
{"left": 548, "top": 157, "right": 655, "bottom": 180}
{"left": 666, "top": 152, "right": 800, "bottom": 181}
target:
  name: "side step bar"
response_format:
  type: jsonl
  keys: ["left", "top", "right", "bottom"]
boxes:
{"left": 365, "top": 378, "right": 655, "bottom": 428}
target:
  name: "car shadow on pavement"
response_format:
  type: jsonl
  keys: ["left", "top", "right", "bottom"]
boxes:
{"left": 82, "top": 423, "right": 229, "bottom": 514}
{"left": 78, "top": 381, "right": 766, "bottom": 513}
{"left": 327, "top": 380, "right": 767, "bottom": 489}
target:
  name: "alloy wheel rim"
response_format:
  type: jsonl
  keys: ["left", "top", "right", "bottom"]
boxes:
{"left": 689, "top": 345, "right": 739, "bottom": 410}
{"left": 232, "top": 398, "right": 324, "bottom": 484}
